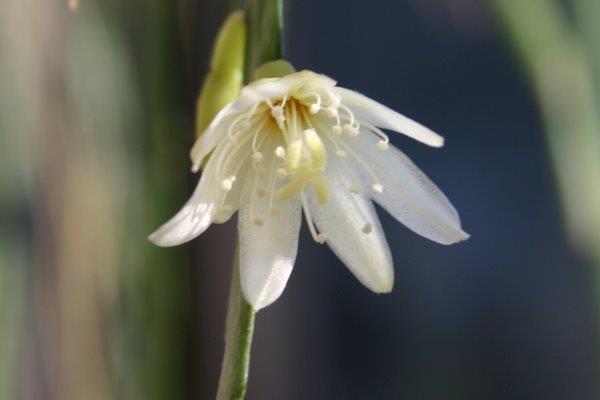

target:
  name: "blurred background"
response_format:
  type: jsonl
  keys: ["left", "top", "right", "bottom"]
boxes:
{"left": 2, "top": 0, "right": 600, "bottom": 399}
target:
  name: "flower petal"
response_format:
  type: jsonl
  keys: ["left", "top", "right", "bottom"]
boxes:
{"left": 148, "top": 175, "right": 217, "bottom": 247}
{"left": 238, "top": 167, "right": 302, "bottom": 311}
{"left": 149, "top": 146, "right": 227, "bottom": 246}
{"left": 334, "top": 87, "right": 444, "bottom": 147}
{"left": 306, "top": 163, "right": 394, "bottom": 293}
{"left": 349, "top": 132, "right": 469, "bottom": 245}
{"left": 190, "top": 103, "right": 240, "bottom": 172}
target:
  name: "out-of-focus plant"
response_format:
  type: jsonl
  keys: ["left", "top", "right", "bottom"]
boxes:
{"left": 492, "top": 0, "right": 600, "bottom": 265}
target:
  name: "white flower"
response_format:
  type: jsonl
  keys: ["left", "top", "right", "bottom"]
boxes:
{"left": 149, "top": 70, "right": 469, "bottom": 311}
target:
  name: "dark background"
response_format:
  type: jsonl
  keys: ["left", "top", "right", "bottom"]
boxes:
{"left": 189, "top": 1, "right": 599, "bottom": 399}
{"left": 2, "top": 1, "right": 598, "bottom": 399}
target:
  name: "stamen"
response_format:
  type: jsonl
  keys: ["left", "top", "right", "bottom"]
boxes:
{"left": 361, "top": 121, "right": 391, "bottom": 150}
{"left": 338, "top": 104, "right": 356, "bottom": 126}
{"left": 256, "top": 187, "right": 268, "bottom": 197}
{"left": 325, "top": 133, "right": 384, "bottom": 193}
{"left": 300, "top": 192, "right": 326, "bottom": 244}
{"left": 329, "top": 162, "right": 374, "bottom": 236}
{"left": 269, "top": 207, "right": 279, "bottom": 215}
{"left": 258, "top": 168, "right": 268, "bottom": 177}
{"left": 267, "top": 99, "right": 286, "bottom": 129}
{"left": 297, "top": 92, "right": 322, "bottom": 114}
{"left": 251, "top": 119, "right": 267, "bottom": 153}
{"left": 220, "top": 175, "right": 236, "bottom": 191}
{"left": 335, "top": 149, "right": 347, "bottom": 157}
{"left": 343, "top": 124, "right": 359, "bottom": 137}
{"left": 332, "top": 125, "right": 342, "bottom": 136}
{"left": 348, "top": 184, "right": 360, "bottom": 194}
{"left": 275, "top": 146, "right": 286, "bottom": 158}
{"left": 372, "top": 183, "right": 384, "bottom": 193}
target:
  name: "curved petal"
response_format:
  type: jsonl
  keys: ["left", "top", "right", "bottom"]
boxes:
{"left": 307, "top": 162, "right": 394, "bottom": 293}
{"left": 334, "top": 87, "right": 444, "bottom": 148}
{"left": 190, "top": 103, "right": 240, "bottom": 172}
{"left": 148, "top": 176, "right": 217, "bottom": 247}
{"left": 149, "top": 147, "right": 226, "bottom": 246}
{"left": 238, "top": 165, "right": 302, "bottom": 311}
{"left": 191, "top": 79, "right": 297, "bottom": 171}
{"left": 348, "top": 132, "right": 469, "bottom": 245}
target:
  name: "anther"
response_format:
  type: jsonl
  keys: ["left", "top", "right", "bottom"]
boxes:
{"left": 377, "top": 140, "right": 389, "bottom": 150}
{"left": 269, "top": 207, "right": 279, "bottom": 216}
{"left": 348, "top": 184, "right": 360, "bottom": 194}
{"left": 343, "top": 124, "right": 359, "bottom": 137}
{"left": 258, "top": 168, "right": 268, "bottom": 177}
{"left": 275, "top": 146, "right": 286, "bottom": 158}
{"left": 362, "top": 223, "right": 373, "bottom": 235}
{"left": 335, "top": 149, "right": 347, "bottom": 157}
{"left": 316, "top": 233, "right": 327, "bottom": 244}
{"left": 332, "top": 125, "right": 342, "bottom": 136}
{"left": 372, "top": 183, "right": 384, "bottom": 193}
{"left": 309, "top": 104, "right": 321, "bottom": 114}
{"left": 252, "top": 151, "right": 263, "bottom": 163}
{"left": 220, "top": 178, "right": 234, "bottom": 191}
{"left": 256, "top": 187, "right": 268, "bottom": 197}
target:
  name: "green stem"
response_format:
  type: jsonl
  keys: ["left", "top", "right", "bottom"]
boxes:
{"left": 216, "top": 249, "right": 255, "bottom": 400}
{"left": 215, "top": 1, "right": 283, "bottom": 399}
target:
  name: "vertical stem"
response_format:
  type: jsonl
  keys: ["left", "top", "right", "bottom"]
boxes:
{"left": 215, "top": 1, "right": 283, "bottom": 399}
{"left": 216, "top": 250, "right": 256, "bottom": 400}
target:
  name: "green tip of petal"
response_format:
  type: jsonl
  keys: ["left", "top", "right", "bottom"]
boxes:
{"left": 253, "top": 59, "right": 296, "bottom": 80}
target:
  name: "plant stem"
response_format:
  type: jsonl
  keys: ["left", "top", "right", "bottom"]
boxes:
{"left": 216, "top": 249, "right": 256, "bottom": 400}
{"left": 215, "top": 1, "right": 283, "bottom": 399}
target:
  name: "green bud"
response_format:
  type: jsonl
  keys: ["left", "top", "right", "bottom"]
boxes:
{"left": 195, "top": 11, "right": 246, "bottom": 138}
{"left": 253, "top": 59, "right": 296, "bottom": 80}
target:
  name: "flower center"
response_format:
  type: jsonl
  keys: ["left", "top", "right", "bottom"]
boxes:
{"left": 213, "top": 82, "right": 390, "bottom": 243}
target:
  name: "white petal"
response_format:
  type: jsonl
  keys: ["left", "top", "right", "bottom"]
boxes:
{"left": 212, "top": 158, "right": 250, "bottom": 224}
{"left": 190, "top": 80, "right": 297, "bottom": 171}
{"left": 349, "top": 132, "right": 469, "bottom": 245}
{"left": 238, "top": 167, "right": 302, "bottom": 311}
{"left": 334, "top": 87, "right": 444, "bottom": 147}
{"left": 190, "top": 103, "right": 240, "bottom": 172}
{"left": 306, "top": 164, "right": 394, "bottom": 293}
{"left": 149, "top": 148, "right": 225, "bottom": 246}
{"left": 148, "top": 176, "right": 217, "bottom": 247}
